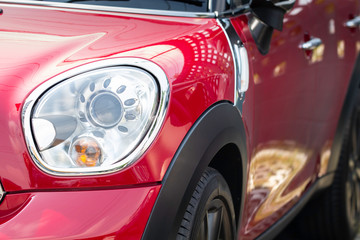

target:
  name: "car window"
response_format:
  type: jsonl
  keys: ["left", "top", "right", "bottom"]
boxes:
{"left": 30, "top": 0, "right": 209, "bottom": 12}
{"left": 233, "top": 0, "right": 249, "bottom": 7}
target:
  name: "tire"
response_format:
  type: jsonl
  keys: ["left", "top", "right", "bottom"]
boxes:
{"left": 327, "top": 102, "right": 360, "bottom": 239}
{"left": 176, "top": 167, "right": 236, "bottom": 240}
{"left": 280, "top": 102, "right": 360, "bottom": 240}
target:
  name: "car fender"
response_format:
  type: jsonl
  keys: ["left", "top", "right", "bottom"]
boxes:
{"left": 141, "top": 101, "right": 248, "bottom": 240}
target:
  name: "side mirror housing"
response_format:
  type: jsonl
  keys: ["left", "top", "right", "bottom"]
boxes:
{"left": 248, "top": 0, "right": 295, "bottom": 54}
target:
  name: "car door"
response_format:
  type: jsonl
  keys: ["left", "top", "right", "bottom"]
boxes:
{"left": 309, "top": 0, "right": 360, "bottom": 176}
{"left": 229, "top": 2, "right": 328, "bottom": 239}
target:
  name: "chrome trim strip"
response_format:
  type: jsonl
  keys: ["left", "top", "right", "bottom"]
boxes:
{"left": 238, "top": 44, "right": 249, "bottom": 93}
{"left": 0, "top": 183, "right": 4, "bottom": 203}
{"left": 22, "top": 58, "right": 170, "bottom": 176}
{"left": 0, "top": 0, "right": 216, "bottom": 18}
{"left": 208, "top": 0, "right": 213, "bottom": 12}
{"left": 217, "top": 18, "right": 249, "bottom": 114}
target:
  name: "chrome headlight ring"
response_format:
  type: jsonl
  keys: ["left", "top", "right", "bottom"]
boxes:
{"left": 22, "top": 58, "right": 169, "bottom": 176}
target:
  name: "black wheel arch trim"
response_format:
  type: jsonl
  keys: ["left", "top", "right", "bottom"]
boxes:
{"left": 141, "top": 101, "right": 248, "bottom": 240}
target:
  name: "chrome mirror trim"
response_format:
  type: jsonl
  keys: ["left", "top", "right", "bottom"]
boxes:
{"left": 22, "top": 58, "right": 170, "bottom": 176}
{"left": 0, "top": 183, "right": 4, "bottom": 203}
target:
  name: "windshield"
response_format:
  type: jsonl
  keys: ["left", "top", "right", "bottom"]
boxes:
{"left": 30, "top": 0, "right": 209, "bottom": 12}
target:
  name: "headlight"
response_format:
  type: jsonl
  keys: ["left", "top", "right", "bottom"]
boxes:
{"left": 22, "top": 59, "right": 169, "bottom": 176}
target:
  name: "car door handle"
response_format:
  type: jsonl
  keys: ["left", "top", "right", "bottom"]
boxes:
{"left": 300, "top": 37, "right": 323, "bottom": 51}
{"left": 345, "top": 16, "right": 360, "bottom": 28}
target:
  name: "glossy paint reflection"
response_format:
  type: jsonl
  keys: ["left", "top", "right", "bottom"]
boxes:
{"left": 0, "top": 4, "right": 234, "bottom": 191}
{"left": 246, "top": 141, "right": 311, "bottom": 224}
{"left": 232, "top": 1, "right": 324, "bottom": 237}
{"left": 0, "top": 186, "right": 160, "bottom": 239}
{"left": 233, "top": 0, "right": 359, "bottom": 237}
{"left": 310, "top": 43, "right": 325, "bottom": 63}
{"left": 319, "top": 141, "right": 332, "bottom": 177}
{"left": 337, "top": 40, "right": 345, "bottom": 59}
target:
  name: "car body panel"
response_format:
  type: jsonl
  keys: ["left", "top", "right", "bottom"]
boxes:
{"left": 231, "top": 9, "right": 318, "bottom": 240}
{"left": 0, "top": 1, "right": 359, "bottom": 239}
{"left": 142, "top": 102, "right": 248, "bottom": 240}
{"left": 318, "top": 0, "right": 360, "bottom": 174}
{"left": 0, "top": 3, "right": 234, "bottom": 191}
{"left": 230, "top": 1, "right": 360, "bottom": 238}
{"left": 0, "top": 185, "right": 160, "bottom": 239}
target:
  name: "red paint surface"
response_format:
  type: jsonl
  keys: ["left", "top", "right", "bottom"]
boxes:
{"left": 0, "top": 4, "right": 234, "bottom": 238}
{"left": 0, "top": 185, "right": 160, "bottom": 239}
{"left": 0, "top": 4, "right": 234, "bottom": 191}
{"left": 231, "top": 1, "right": 360, "bottom": 238}
{"left": 0, "top": 0, "right": 359, "bottom": 239}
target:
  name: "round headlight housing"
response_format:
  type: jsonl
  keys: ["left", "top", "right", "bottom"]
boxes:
{"left": 22, "top": 59, "right": 169, "bottom": 176}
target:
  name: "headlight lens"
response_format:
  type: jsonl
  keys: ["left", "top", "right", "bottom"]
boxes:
{"left": 23, "top": 59, "right": 169, "bottom": 175}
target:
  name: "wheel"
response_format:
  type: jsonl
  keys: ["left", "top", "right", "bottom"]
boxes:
{"left": 343, "top": 103, "right": 360, "bottom": 238}
{"left": 279, "top": 102, "right": 360, "bottom": 240}
{"left": 319, "top": 102, "right": 360, "bottom": 240}
{"left": 177, "top": 167, "right": 236, "bottom": 240}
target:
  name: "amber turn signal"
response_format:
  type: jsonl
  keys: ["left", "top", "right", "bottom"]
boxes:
{"left": 71, "top": 138, "right": 102, "bottom": 167}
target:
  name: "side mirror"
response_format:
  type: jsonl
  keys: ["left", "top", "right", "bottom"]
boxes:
{"left": 273, "top": 0, "right": 296, "bottom": 11}
{"left": 249, "top": 0, "right": 295, "bottom": 54}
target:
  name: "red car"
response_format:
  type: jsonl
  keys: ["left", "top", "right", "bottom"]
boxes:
{"left": 0, "top": 0, "right": 359, "bottom": 239}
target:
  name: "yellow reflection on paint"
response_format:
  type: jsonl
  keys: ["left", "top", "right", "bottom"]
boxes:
{"left": 284, "top": 20, "right": 296, "bottom": 29}
{"left": 261, "top": 57, "right": 270, "bottom": 67}
{"left": 247, "top": 141, "right": 312, "bottom": 222}
{"left": 337, "top": 40, "right": 345, "bottom": 59}
{"left": 356, "top": 41, "right": 360, "bottom": 54}
{"left": 325, "top": 3, "right": 335, "bottom": 14}
{"left": 311, "top": 44, "right": 325, "bottom": 63}
{"left": 275, "top": 38, "right": 286, "bottom": 47}
{"left": 290, "top": 25, "right": 302, "bottom": 37}
{"left": 273, "top": 61, "right": 287, "bottom": 77}
{"left": 254, "top": 73, "right": 262, "bottom": 85}
{"left": 319, "top": 141, "right": 332, "bottom": 177}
